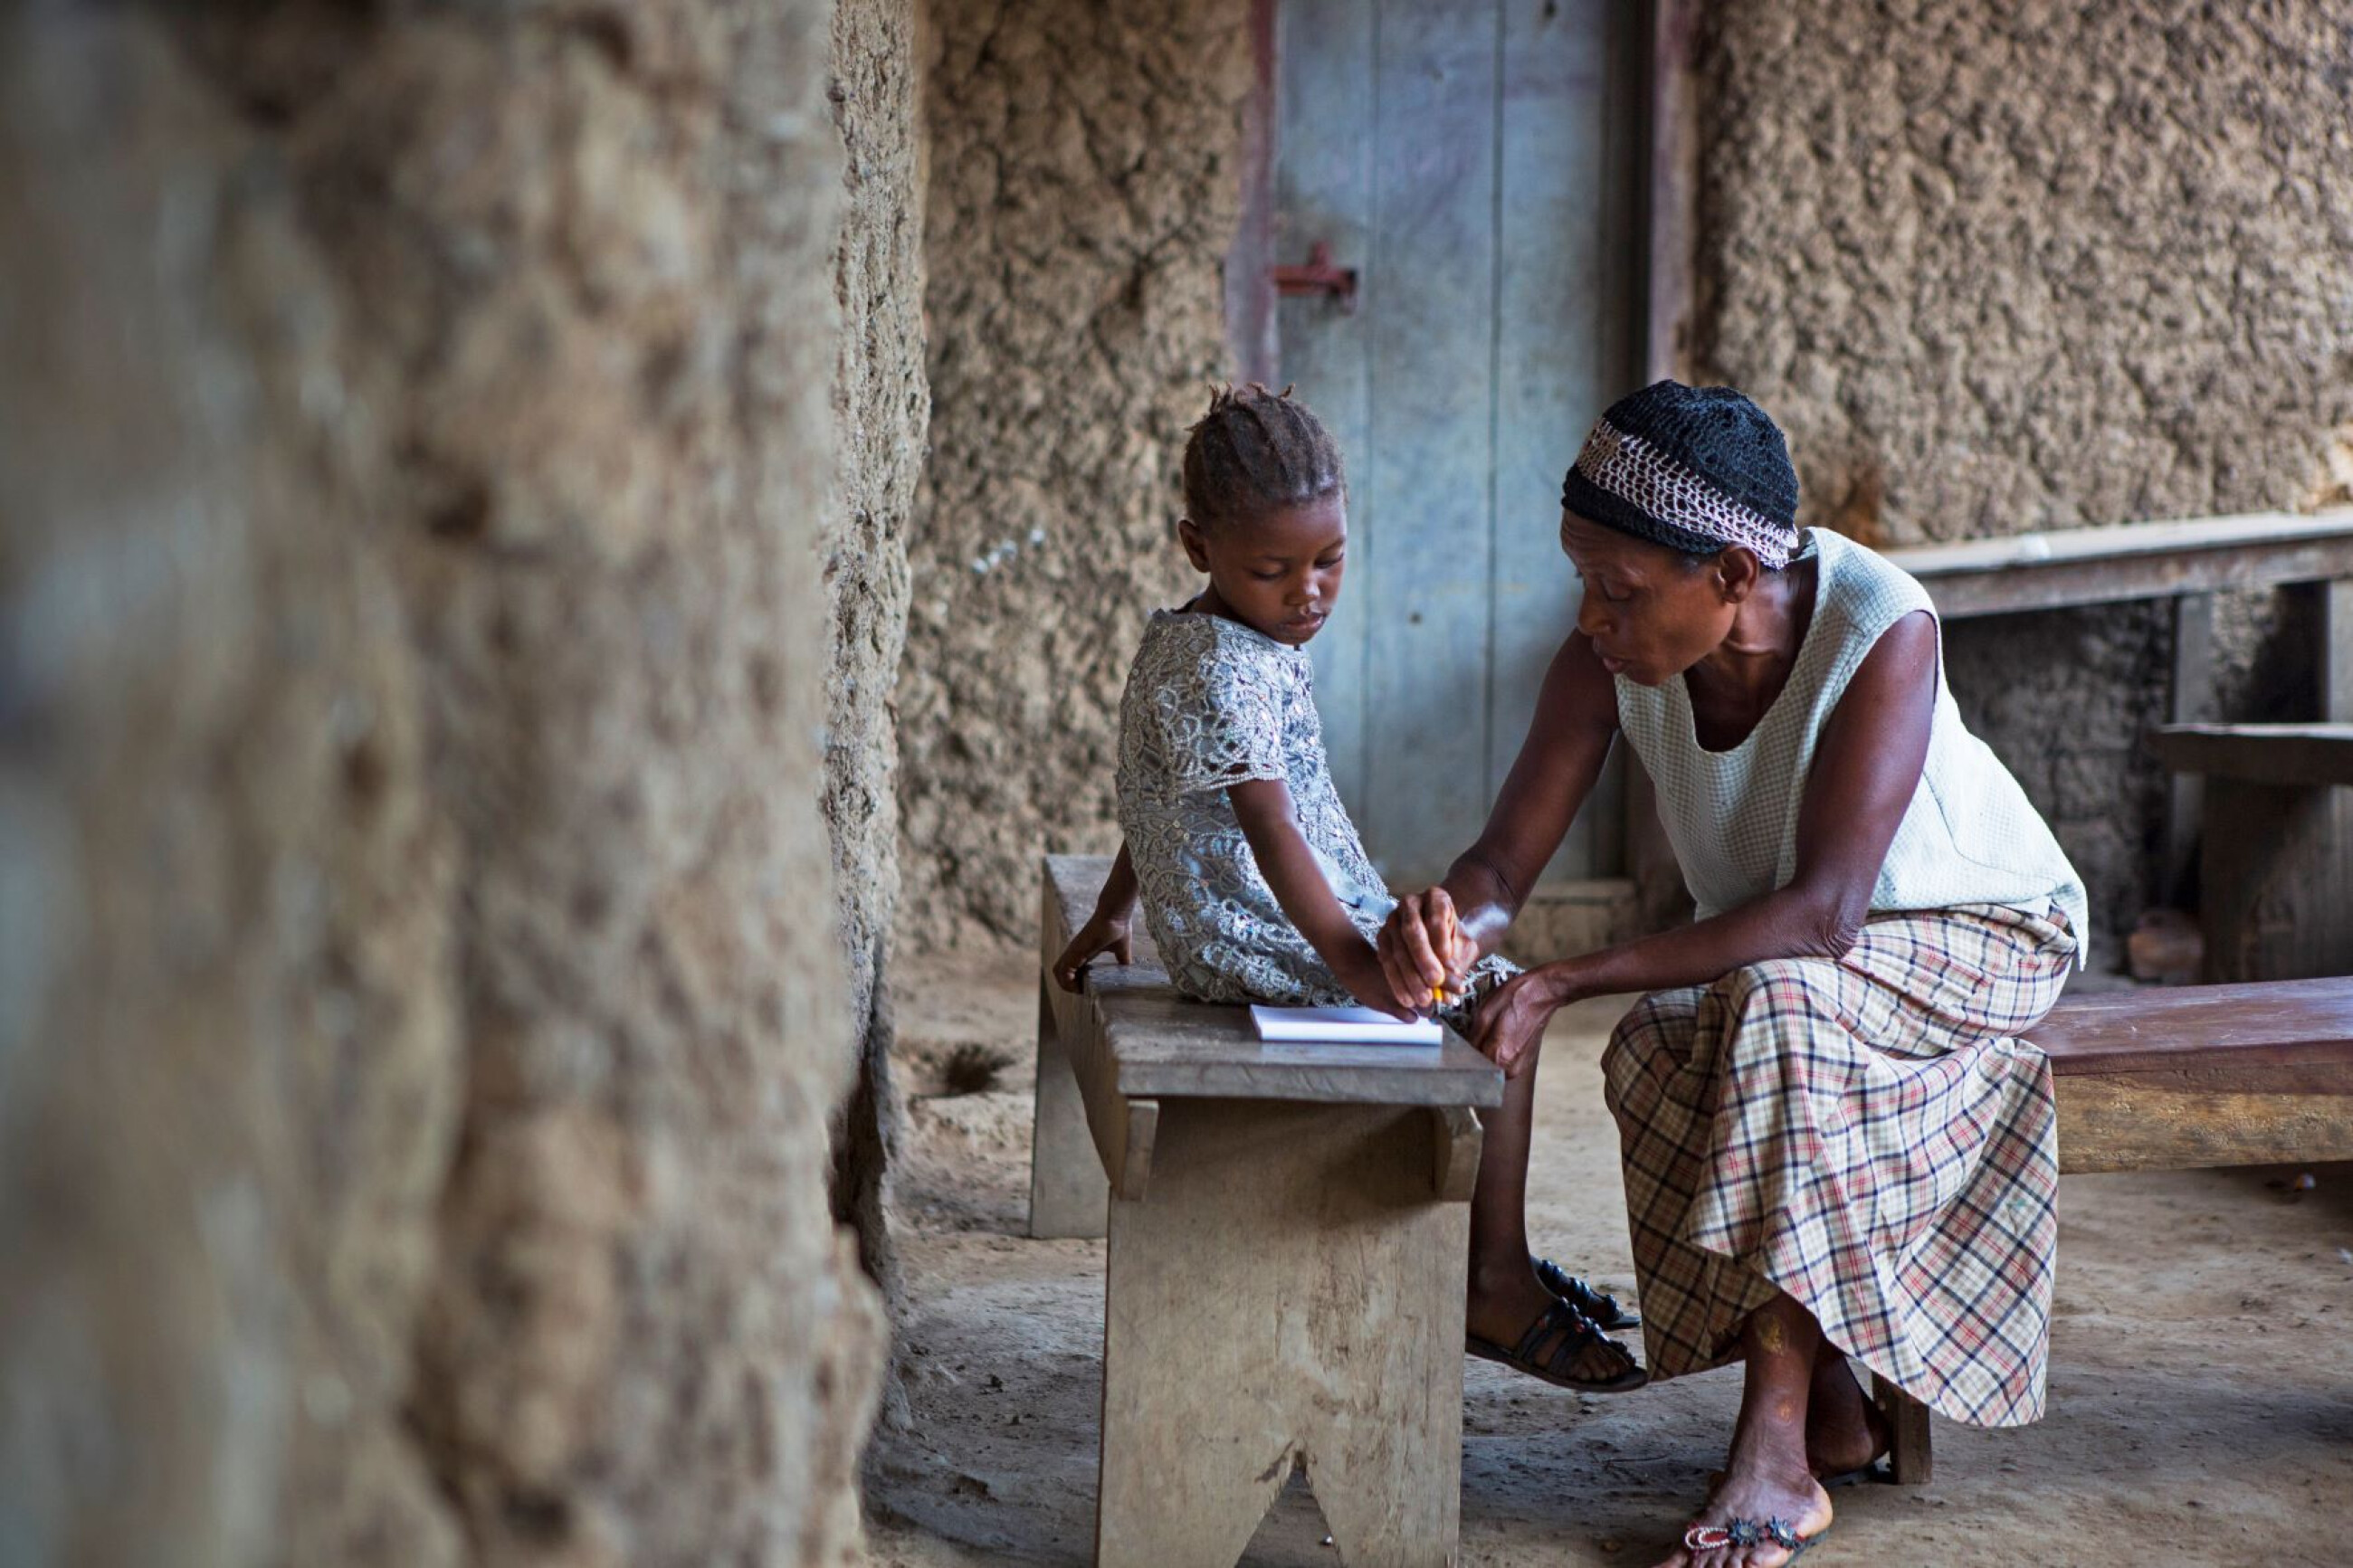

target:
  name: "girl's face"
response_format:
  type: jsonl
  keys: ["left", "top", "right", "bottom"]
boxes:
{"left": 1558, "top": 509, "right": 1750, "bottom": 684}
{"left": 1179, "top": 494, "right": 1348, "bottom": 646}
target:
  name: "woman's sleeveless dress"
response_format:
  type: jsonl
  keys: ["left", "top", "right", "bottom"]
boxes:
{"left": 1601, "top": 529, "right": 2085, "bottom": 1427}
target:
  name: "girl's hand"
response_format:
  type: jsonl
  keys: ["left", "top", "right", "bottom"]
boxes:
{"left": 1377, "top": 888, "right": 1475, "bottom": 1012}
{"left": 1053, "top": 914, "right": 1133, "bottom": 992}
{"left": 1334, "top": 943, "right": 1416, "bottom": 1021}
{"left": 1470, "top": 965, "right": 1572, "bottom": 1078}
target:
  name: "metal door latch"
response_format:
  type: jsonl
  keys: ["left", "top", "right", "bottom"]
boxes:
{"left": 1272, "top": 241, "right": 1358, "bottom": 314}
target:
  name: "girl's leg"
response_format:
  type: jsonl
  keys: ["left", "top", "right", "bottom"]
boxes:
{"left": 1463, "top": 1050, "right": 1637, "bottom": 1383}
{"left": 1659, "top": 1292, "right": 1834, "bottom": 1568}
{"left": 1467, "top": 1041, "right": 1539, "bottom": 1288}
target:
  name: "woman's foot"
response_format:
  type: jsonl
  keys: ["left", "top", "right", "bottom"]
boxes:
{"left": 1802, "top": 1352, "right": 1888, "bottom": 1479}
{"left": 1655, "top": 1452, "right": 1831, "bottom": 1568}
{"left": 1466, "top": 1257, "right": 1643, "bottom": 1389}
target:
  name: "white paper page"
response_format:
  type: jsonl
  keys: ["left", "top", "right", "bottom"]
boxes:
{"left": 1249, "top": 1003, "right": 1442, "bottom": 1045}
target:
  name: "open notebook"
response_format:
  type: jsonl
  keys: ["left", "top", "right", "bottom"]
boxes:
{"left": 1249, "top": 1004, "right": 1442, "bottom": 1046}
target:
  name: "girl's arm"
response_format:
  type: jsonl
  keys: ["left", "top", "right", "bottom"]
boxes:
{"left": 1051, "top": 842, "right": 1138, "bottom": 992}
{"left": 1377, "top": 631, "right": 1622, "bottom": 1007}
{"left": 1472, "top": 611, "right": 1939, "bottom": 1073}
{"left": 1228, "top": 777, "right": 1415, "bottom": 1018}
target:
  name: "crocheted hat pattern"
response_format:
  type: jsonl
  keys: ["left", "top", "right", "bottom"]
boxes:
{"left": 1561, "top": 381, "right": 1801, "bottom": 568}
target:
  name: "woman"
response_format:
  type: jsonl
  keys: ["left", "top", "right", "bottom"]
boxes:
{"left": 1380, "top": 382, "right": 2086, "bottom": 1567}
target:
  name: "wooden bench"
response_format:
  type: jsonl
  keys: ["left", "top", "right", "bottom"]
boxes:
{"left": 1036, "top": 868, "right": 2353, "bottom": 1511}
{"left": 1031, "top": 854, "right": 1503, "bottom": 1568}
{"left": 1876, "top": 974, "right": 2353, "bottom": 1483}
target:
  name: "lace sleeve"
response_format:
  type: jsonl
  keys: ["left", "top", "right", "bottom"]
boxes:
{"left": 1151, "top": 640, "right": 1288, "bottom": 796}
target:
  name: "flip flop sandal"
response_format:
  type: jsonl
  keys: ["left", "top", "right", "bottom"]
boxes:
{"left": 1530, "top": 1255, "right": 1639, "bottom": 1329}
{"left": 1466, "top": 1297, "right": 1649, "bottom": 1393}
{"left": 1682, "top": 1516, "right": 1820, "bottom": 1561}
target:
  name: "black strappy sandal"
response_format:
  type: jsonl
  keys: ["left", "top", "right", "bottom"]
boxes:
{"left": 1466, "top": 1297, "right": 1649, "bottom": 1393}
{"left": 1531, "top": 1255, "right": 1639, "bottom": 1330}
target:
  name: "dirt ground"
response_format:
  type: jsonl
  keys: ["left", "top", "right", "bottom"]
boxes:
{"left": 865, "top": 947, "right": 2353, "bottom": 1567}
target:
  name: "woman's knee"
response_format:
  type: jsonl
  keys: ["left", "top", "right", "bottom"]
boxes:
{"left": 1714, "top": 957, "right": 1841, "bottom": 1017}
{"left": 1706, "top": 959, "right": 1849, "bottom": 1068}
{"left": 1601, "top": 988, "right": 1700, "bottom": 1085}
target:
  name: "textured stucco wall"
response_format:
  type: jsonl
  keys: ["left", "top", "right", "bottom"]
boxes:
{"left": 898, "top": 0, "right": 1253, "bottom": 946}
{"left": 824, "top": 0, "right": 928, "bottom": 1310}
{"left": 1691, "top": 1, "right": 2353, "bottom": 954}
{"left": 1, "top": 4, "right": 881, "bottom": 1563}
{"left": 0, "top": 19, "right": 460, "bottom": 1561}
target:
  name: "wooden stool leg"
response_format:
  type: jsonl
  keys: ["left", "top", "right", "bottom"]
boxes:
{"left": 1027, "top": 975, "right": 1108, "bottom": 1239}
{"left": 1098, "top": 1101, "right": 1465, "bottom": 1568}
{"left": 2198, "top": 776, "right": 2353, "bottom": 981}
{"left": 1873, "top": 1373, "right": 1933, "bottom": 1486}
{"left": 2164, "top": 592, "right": 2215, "bottom": 904}
{"left": 2320, "top": 577, "right": 2351, "bottom": 724}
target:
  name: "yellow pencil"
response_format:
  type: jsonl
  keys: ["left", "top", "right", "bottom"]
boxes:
{"left": 1431, "top": 904, "right": 1455, "bottom": 1008}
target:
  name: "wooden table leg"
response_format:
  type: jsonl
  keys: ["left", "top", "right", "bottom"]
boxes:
{"left": 1873, "top": 1373, "right": 1933, "bottom": 1486}
{"left": 1028, "top": 974, "right": 1109, "bottom": 1239}
{"left": 1097, "top": 1100, "right": 1467, "bottom": 1568}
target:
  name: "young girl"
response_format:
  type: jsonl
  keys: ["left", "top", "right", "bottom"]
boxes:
{"left": 1053, "top": 383, "right": 1645, "bottom": 1387}
{"left": 1050, "top": 382, "right": 1512, "bottom": 1021}
{"left": 1052, "top": 385, "right": 1644, "bottom": 1390}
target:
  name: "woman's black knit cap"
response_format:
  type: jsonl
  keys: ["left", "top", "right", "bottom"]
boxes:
{"left": 1561, "top": 381, "right": 1800, "bottom": 562}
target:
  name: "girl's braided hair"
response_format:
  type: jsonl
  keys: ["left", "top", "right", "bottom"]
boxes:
{"left": 1181, "top": 383, "right": 1345, "bottom": 528}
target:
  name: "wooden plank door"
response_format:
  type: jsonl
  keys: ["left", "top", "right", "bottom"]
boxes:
{"left": 1269, "top": 0, "right": 1643, "bottom": 889}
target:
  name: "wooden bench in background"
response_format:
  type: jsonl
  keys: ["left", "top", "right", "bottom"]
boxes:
{"left": 1875, "top": 974, "right": 2353, "bottom": 1483}
{"left": 1032, "top": 854, "right": 1502, "bottom": 1568}
{"left": 1887, "top": 507, "right": 2353, "bottom": 960}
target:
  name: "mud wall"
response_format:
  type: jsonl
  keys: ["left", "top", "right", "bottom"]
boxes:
{"left": 898, "top": 0, "right": 1254, "bottom": 946}
{"left": 1690, "top": 3, "right": 2353, "bottom": 955}
{"left": 824, "top": 0, "right": 928, "bottom": 1323}
{"left": 0, "top": 4, "right": 880, "bottom": 1563}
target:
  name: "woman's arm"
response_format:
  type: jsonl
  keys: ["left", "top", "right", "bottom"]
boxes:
{"left": 1229, "top": 776, "right": 1415, "bottom": 1017}
{"left": 1377, "top": 632, "right": 1622, "bottom": 1005}
{"left": 1472, "top": 611, "right": 1940, "bottom": 1072}
{"left": 1051, "top": 842, "right": 1138, "bottom": 991}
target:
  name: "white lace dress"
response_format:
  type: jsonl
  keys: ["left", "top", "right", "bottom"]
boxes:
{"left": 1114, "top": 609, "right": 1514, "bottom": 1014}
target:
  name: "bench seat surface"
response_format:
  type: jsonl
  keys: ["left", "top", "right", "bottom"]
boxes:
{"left": 1046, "top": 854, "right": 1503, "bottom": 1108}
{"left": 2034, "top": 976, "right": 2353, "bottom": 1075}
{"left": 2035, "top": 976, "right": 2353, "bottom": 1174}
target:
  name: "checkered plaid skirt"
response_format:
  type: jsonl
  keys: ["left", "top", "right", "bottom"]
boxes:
{"left": 1600, "top": 904, "right": 2077, "bottom": 1428}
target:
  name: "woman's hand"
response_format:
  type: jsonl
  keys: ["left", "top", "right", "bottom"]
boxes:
{"left": 1053, "top": 913, "right": 1133, "bottom": 992}
{"left": 1470, "top": 964, "right": 1576, "bottom": 1078}
{"left": 1377, "top": 888, "right": 1476, "bottom": 1012}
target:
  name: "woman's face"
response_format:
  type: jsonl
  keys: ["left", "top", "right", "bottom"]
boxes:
{"left": 1558, "top": 509, "right": 1745, "bottom": 685}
